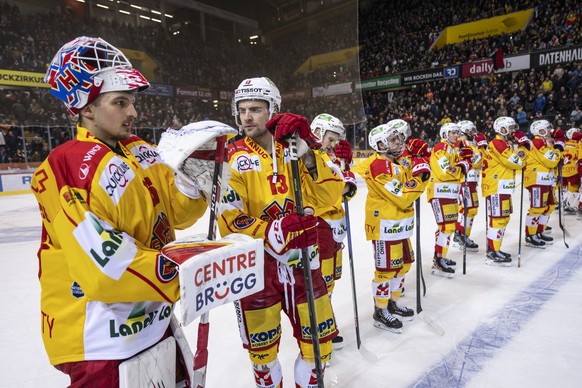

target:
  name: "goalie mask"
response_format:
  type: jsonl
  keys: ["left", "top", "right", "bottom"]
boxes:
{"left": 310, "top": 113, "right": 345, "bottom": 141}
{"left": 529, "top": 120, "right": 553, "bottom": 138}
{"left": 232, "top": 77, "right": 281, "bottom": 128}
{"left": 369, "top": 122, "right": 405, "bottom": 156}
{"left": 493, "top": 116, "right": 518, "bottom": 137}
{"left": 45, "top": 36, "right": 150, "bottom": 116}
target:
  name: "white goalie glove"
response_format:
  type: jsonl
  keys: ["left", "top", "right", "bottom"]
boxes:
{"left": 157, "top": 120, "right": 238, "bottom": 202}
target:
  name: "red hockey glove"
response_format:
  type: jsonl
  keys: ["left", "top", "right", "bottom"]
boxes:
{"left": 411, "top": 156, "right": 431, "bottom": 181}
{"left": 473, "top": 132, "right": 488, "bottom": 149}
{"left": 266, "top": 113, "right": 321, "bottom": 149}
{"left": 266, "top": 213, "right": 318, "bottom": 255}
{"left": 573, "top": 132, "right": 582, "bottom": 142}
{"left": 334, "top": 139, "right": 353, "bottom": 166}
{"left": 512, "top": 131, "right": 531, "bottom": 150}
{"left": 552, "top": 129, "right": 565, "bottom": 139}
{"left": 342, "top": 170, "right": 357, "bottom": 198}
{"left": 457, "top": 141, "right": 474, "bottom": 161}
{"left": 406, "top": 138, "right": 430, "bottom": 158}
{"left": 456, "top": 159, "right": 472, "bottom": 175}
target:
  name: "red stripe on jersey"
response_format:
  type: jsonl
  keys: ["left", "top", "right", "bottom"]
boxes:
{"left": 491, "top": 138, "right": 510, "bottom": 153}
{"left": 127, "top": 267, "right": 173, "bottom": 304}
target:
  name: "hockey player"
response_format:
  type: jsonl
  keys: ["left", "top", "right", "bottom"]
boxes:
{"left": 453, "top": 120, "right": 486, "bottom": 252}
{"left": 481, "top": 116, "right": 527, "bottom": 265}
{"left": 353, "top": 120, "right": 430, "bottom": 333}
{"left": 522, "top": 119, "right": 561, "bottom": 248}
{"left": 427, "top": 122, "right": 474, "bottom": 277}
{"left": 31, "top": 36, "right": 221, "bottom": 386}
{"left": 561, "top": 128, "right": 582, "bottom": 214}
{"left": 218, "top": 77, "right": 337, "bottom": 388}
{"left": 309, "top": 113, "right": 357, "bottom": 351}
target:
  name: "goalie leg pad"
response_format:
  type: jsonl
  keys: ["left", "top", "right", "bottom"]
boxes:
{"left": 118, "top": 337, "right": 176, "bottom": 388}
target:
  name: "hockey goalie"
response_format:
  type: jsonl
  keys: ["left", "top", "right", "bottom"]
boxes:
{"left": 119, "top": 121, "right": 265, "bottom": 388}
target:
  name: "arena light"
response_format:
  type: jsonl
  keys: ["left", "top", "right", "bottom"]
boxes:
{"left": 75, "top": 0, "right": 85, "bottom": 3}
{"left": 96, "top": 3, "right": 109, "bottom": 9}
{"left": 119, "top": 9, "right": 130, "bottom": 15}
{"left": 139, "top": 15, "right": 151, "bottom": 20}
{"left": 151, "top": 18, "right": 161, "bottom": 23}
{"left": 130, "top": 4, "right": 142, "bottom": 9}
{"left": 249, "top": 35, "right": 259, "bottom": 40}
{"left": 151, "top": 10, "right": 161, "bottom": 15}
{"left": 165, "top": 13, "right": 173, "bottom": 18}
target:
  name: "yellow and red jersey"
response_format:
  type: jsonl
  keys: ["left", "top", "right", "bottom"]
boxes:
{"left": 218, "top": 136, "right": 315, "bottom": 263}
{"left": 562, "top": 139, "right": 579, "bottom": 178}
{"left": 481, "top": 136, "right": 523, "bottom": 197}
{"left": 353, "top": 153, "right": 427, "bottom": 241}
{"left": 31, "top": 125, "right": 206, "bottom": 365}
{"left": 523, "top": 137, "right": 560, "bottom": 187}
{"left": 427, "top": 140, "right": 464, "bottom": 201}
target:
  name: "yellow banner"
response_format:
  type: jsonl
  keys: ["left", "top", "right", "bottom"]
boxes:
{"left": 432, "top": 9, "right": 533, "bottom": 49}
{"left": 295, "top": 47, "right": 360, "bottom": 74}
{"left": 120, "top": 47, "right": 158, "bottom": 82}
{"left": 0, "top": 69, "right": 49, "bottom": 88}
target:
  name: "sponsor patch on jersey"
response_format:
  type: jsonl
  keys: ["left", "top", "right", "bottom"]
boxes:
{"left": 233, "top": 214, "right": 256, "bottom": 229}
{"left": 132, "top": 144, "right": 162, "bottom": 169}
{"left": 71, "top": 281, "right": 85, "bottom": 298}
{"left": 405, "top": 179, "right": 417, "bottom": 189}
{"left": 234, "top": 154, "right": 261, "bottom": 173}
{"left": 156, "top": 254, "right": 178, "bottom": 283}
{"left": 99, "top": 156, "right": 136, "bottom": 205}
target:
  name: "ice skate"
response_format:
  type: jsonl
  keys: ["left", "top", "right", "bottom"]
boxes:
{"left": 387, "top": 299, "right": 414, "bottom": 321}
{"left": 373, "top": 307, "right": 403, "bottom": 333}
{"left": 486, "top": 248, "right": 512, "bottom": 267}
{"left": 431, "top": 255, "right": 455, "bottom": 278}
{"left": 525, "top": 234, "right": 546, "bottom": 249}
{"left": 564, "top": 206, "right": 576, "bottom": 215}
{"left": 537, "top": 233, "right": 553, "bottom": 245}
{"left": 332, "top": 335, "right": 344, "bottom": 351}
{"left": 453, "top": 231, "right": 479, "bottom": 252}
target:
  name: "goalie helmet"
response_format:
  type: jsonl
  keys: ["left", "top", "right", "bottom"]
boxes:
{"left": 529, "top": 119, "right": 553, "bottom": 138}
{"left": 566, "top": 127, "right": 580, "bottom": 140}
{"left": 45, "top": 36, "right": 149, "bottom": 116}
{"left": 439, "top": 122, "right": 460, "bottom": 140}
{"left": 457, "top": 120, "right": 477, "bottom": 138}
{"left": 232, "top": 77, "right": 281, "bottom": 126}
{"left": 368, "top": 122, "right": 405, "bottom": 156}
{"left": 493, "top": 116, "right": 518, "bottom": 136}
{"left": 310, "top": 113, "right": 345, "bottom": 141}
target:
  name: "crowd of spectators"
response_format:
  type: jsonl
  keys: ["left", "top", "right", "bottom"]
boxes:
{"left": 0, "top": 0, "right": 581, "bottom": 163}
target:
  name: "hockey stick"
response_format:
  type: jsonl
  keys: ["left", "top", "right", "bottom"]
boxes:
{"left": 557, "top": 161, "right": 569, "bottom": 248}
{"left": 415, "top": 199, "right": 444, "bottom": 336}
{"left": 462, "top": 174, "right": 468, "bottom": 275}
{"left": 415, "top": 199, "right": 426, "bottom": 297}
{"left": 289, "top": 135, "right": 324, "bottom": 387}
{"left": 518, "top": 167, "right": 525, "bottom": 268}
{"left": 343, "top": 195, "right": 378, "bottom": 362}
{"left": 191, "top": 135, "right": 227, "bottom": 388}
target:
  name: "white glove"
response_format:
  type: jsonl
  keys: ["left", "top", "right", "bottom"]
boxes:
{"left": 157, "top": 120, "right": 238, "bottom": 201}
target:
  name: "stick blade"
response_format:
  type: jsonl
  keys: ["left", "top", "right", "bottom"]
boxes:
{"left": 358, "top": 342, "right": 379, "bottom": 362}
{"left": 418, "top": 312, "right": 445, "bottom": 336}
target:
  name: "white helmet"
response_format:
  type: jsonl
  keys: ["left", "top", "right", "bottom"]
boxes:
{"left": 493, "top": 116, "right": 518, "bottom": 136}
{"left": 310, "top": 113, "right": 345, "bottom": 141}
{"left": 390, "top": 119, "right": 411, "bottom": 141}
{"left": 457, "top": 120, "right": 477, "bottom": 137}
{"left": 368, "top": 122, "right": 405, "bottom": 156}
{"left": 566, "top": 127, "right": 580, "bottom": 140}
{"left": 45, "top": 36, "right": 150, "bottom": 116}
{"left": 440, "top": 122, "right": 460, "bottom": 139}
{"left": 529, "top": 120, "right": 553, "bottom": 138}
{"left": 232, "top": 77, "right": 281, "bottom": 126}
